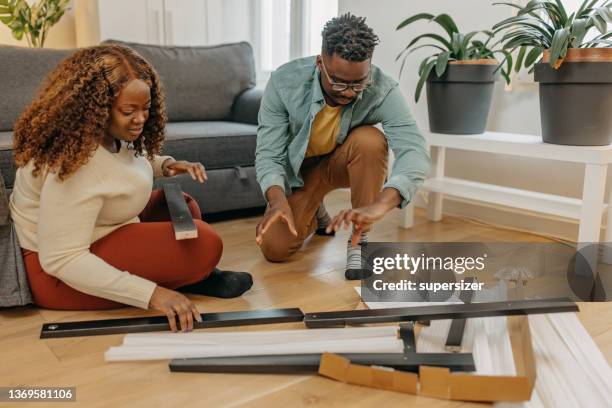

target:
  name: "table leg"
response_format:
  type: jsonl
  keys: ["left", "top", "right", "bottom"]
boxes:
{"left": 400, "top": 200, "right": 414, "bottom": 228}
{"left": 578, "top": 164, "right": 607, "bottom": 244}
{"left": 427, "top": 146, "right": 445, "bottom": 222}
{"left": 577, "top": 164, "right": 607, "bottom": 275}
{"left": 603, "top": 175, "right": 612, "bottom": 264}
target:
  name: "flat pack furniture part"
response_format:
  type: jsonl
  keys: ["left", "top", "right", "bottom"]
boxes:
{"left": 163, "top": 182, "right": 198, "bottom": 240}
{"left": 107, "top": 326, "right": 467, "bottom": 363}
{"left": 318, "top": 315, "right": 537, "bottom": 402}
{"left": 167, "top": 324, "right": 475, "bottom": 373}
{"left": 303, "top": 299, "right": 579, "bottom": 328}
{"left": 444, "top": 277, "right": 475, "bottom": 352}
{"left": 169, "top": 352, "right": 476, "bottom": 374}
{"left": 43, "top": 300, "right": 578, "bottom": 338}
{"left": 40, "top": 308, "right": 304, "bottom": 339}
{"left": 107, "top": 331, "right": 406, "bottom": 361}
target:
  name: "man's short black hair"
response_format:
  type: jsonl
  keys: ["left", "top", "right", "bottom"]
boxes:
{"left": 321, "top": 13, "right": 379, "bottom": 62}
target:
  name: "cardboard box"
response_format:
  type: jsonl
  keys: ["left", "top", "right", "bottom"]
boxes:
{"left": 318, "top": 315, "right": 536, "bottom": 402}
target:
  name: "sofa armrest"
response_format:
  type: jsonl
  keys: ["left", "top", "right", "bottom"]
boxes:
{"left": 231, "top": 88, "right": 263, "bottom": 125}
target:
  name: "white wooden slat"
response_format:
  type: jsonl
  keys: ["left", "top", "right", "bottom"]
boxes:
{"left": 105, "top": 336, "right": 404, "bottom": 361}
{"left": 121, "top": 326, "right": 398, "bottom": 346}
{"left": 356, "top": 287, "right": 612, "bottom": 407}
{"left": 422, "top": 177, "right": 608, "bottom": 219}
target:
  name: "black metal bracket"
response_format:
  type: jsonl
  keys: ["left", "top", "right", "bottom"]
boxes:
{"left": 445, "top": 277, "right": 475, "bottom": 352}
{"left": 303, "top": 299, "right": 579, "bottom": 328}
{"left": 169, "top": 352, "right": 476, "bottom": 374}
{"left": 40, "top": 308, "right": 304, "bottom": 339}
{"left": 398, "top": 323, "right": 416, "bottom": 354}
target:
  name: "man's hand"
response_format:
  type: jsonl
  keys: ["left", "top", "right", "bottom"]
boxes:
{"left": 326, "top": 188, "right": 402, "bottom": 246}
{"left": 162, "top": 159, "right": 207, "bottom": 183}
{"left": 149, "top": 286, "right": 202, "bottom": 332}
{"left": 255, "top": 186, "right": 298, "bottom": 245}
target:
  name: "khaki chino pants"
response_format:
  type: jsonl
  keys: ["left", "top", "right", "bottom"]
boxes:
{"left": 260, "top": 125, "right": 389, "bottom": 262}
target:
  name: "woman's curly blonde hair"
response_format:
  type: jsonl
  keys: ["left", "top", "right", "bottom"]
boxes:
{"left": 13, "top": 44, "right": 167, "bottom": 180}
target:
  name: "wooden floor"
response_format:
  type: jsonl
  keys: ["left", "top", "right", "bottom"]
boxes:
{"left": 1, "top": 190, "right": 611, "bottom": 408}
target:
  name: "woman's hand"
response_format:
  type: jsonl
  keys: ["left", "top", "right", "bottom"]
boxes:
{"left": 162, "top": 159, "right": 207, "bottom": 183}
{"left": 149, "top": 286, "right": 202, "bottom": 332}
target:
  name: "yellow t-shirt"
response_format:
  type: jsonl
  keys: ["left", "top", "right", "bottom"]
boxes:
{"left": 305, "top": 104, "right": 342, "bottom": 158}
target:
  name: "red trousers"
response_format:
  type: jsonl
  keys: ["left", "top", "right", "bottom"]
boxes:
{"left": 23, "top": 190, "right": 222, "bottom": 310}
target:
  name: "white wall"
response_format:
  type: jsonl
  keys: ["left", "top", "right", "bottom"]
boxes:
{"left": 339, "top": 0, "right": 602, "bottom": 241}
{"left": 0, "top": 0, "right": 76, "bottom": 48}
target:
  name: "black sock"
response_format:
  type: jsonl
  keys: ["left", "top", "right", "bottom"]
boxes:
{"left": 178, "top": 268, "right": 253, "bottom": 298}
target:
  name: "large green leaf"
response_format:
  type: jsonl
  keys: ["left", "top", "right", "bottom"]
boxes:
{"left": 525, "top": 46, "right": 544, "bottom": 68}
{"left": 493, "top": 15, "right": 530, "bottom": 31}
{"left": 515, "top": 46, "right": 527, "bottom": 72}
{"left": 397, "top": 44, "right": 444, "bottom": 77}
{"left": 451, "top": 32, "right": 462, "bottom": 56}
{"left": 415, "top": 60, "right": 436, "bottom": 102}
{"left": 398, "top": 32, "right": 452, "bottom": 57}
{"left": 396, "top": 13, "right": 435, "bottom": 30}
{"left": 431, "top": 13, "right": 459, "bottom": 37}
{"left": 577, "top": 0, "right": 600, "bottom": 17}
{"left": 571, "top": 18, "right": 589, "bottom": 47}
{"left": 553, "top": 0, "right": 569, "bottom": 21}
{"left": 591, "top": 12, "right": 607, "bottom": 33}
{"left": 549, "top": 28, "right": 570, "bottom": 67}
{"left": 460, "top": 31, "right": 480, "bottom": 55}
{"left": 435, "top": 51, "right": 451, "bottom": 77}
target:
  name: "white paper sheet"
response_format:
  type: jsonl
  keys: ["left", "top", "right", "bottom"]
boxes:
{"left": 355, "top": 286, "right": 612, "bottom": 407}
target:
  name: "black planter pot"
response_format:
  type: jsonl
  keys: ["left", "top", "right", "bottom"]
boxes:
{"left": 426, "top": 63, "right": 500, "bottom": 135}
{"left": 534, "top": 62, "right": 612, "bottom": 146}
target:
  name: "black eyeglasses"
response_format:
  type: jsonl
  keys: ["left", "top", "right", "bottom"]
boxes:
{"left": 319, "top": 58, "right": 371, "bottom": 93}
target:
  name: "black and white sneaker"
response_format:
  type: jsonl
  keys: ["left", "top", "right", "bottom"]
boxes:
{"left": 345, "top": 233, "right": 372, "bottom": 280}
{"left": 315, "top": 203, "right": 335, "bottom": 236}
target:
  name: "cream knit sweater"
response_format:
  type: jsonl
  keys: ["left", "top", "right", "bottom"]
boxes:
{"left": 9, "top": 143, "right": 173, "bottom": 309}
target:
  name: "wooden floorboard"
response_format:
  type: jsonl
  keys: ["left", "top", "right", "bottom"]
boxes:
{"left": 1, "top": 190, "right": 609, "bottom": 407}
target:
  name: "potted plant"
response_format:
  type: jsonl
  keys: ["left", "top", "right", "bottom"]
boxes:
{"left": 493, "top": 0, "right": 612, "bottom": 146}
{"left": 397, "top": 13, "right": 511, "bottom": 135}
{"left": 0, "top": 0, "right": 69, "bottom": 48}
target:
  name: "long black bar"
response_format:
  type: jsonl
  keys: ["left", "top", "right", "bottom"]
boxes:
{"left": 445, "top": 277, "right": 475, "bottom": 352}
{"left": 169, "top": 352, "right": 476, "bottom": 374}
{"left": 164, "top": 182, "right": 198, "bottom": 240}
{"left": 40, "top": 308, "right": 304, "bottom": 339}
{"left": 303, "top": 299, "right": 578, "bottom": 328}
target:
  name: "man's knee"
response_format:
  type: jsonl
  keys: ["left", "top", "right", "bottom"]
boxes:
{"left": 347, "top": 126, "right": 388, "bottom": 156}
{"left": 260, "top": 240, "right": 293, "bottom": 262}
{"left": 259, "top": 224, "right": 301, "bottom": 262}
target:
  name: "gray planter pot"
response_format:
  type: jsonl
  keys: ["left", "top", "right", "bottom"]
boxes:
{"left": 534, "top": 62, "right": 612, "bottom": 146}
{"left": 426, "top": 63, "right": 500, "bottom": 135}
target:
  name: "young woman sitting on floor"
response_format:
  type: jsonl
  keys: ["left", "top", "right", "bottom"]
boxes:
{"left": 9, "top": 44, "right": 252, "bottom": 332}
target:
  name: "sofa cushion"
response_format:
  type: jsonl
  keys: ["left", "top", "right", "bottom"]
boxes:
{"left": 0, "top": 121, "right": 259, "bottom": 188}
{"left": 163, "top": 121, "right": 257, "bottom": 170}
{"left": 0, "top": 46, "right": 73, "bottom": 131}
{"left": 0, "top": 132, "right": 15, "bottom": 189}
{"left": 105, "top": 41, "right": 256, "bottom": 123}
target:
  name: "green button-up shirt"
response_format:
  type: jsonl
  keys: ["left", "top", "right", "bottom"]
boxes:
{"left": 255, "top": 56, "right": 431, "bottom": 208}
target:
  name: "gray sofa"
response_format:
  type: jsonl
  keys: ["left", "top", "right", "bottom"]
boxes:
{"left": 0, "top": 41, "right": 265, "bottom": 215}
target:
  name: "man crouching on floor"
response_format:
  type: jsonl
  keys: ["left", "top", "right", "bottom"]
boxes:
{"left": 254, "top": 13, "right": 431, "bottom": 280}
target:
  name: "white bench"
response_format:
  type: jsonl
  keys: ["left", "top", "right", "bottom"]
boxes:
{"left": 401, "top": 131, "right": 612, "bottom": 244}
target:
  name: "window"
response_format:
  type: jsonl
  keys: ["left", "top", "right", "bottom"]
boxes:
{"left": 259, "top": 0, "right": 292, "bottom": 73}
{"left": 253, "top": 0, "right": 338, "bottom": 84}
{"left": 304, "top": 0, "right": 338, "bottom": 56}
